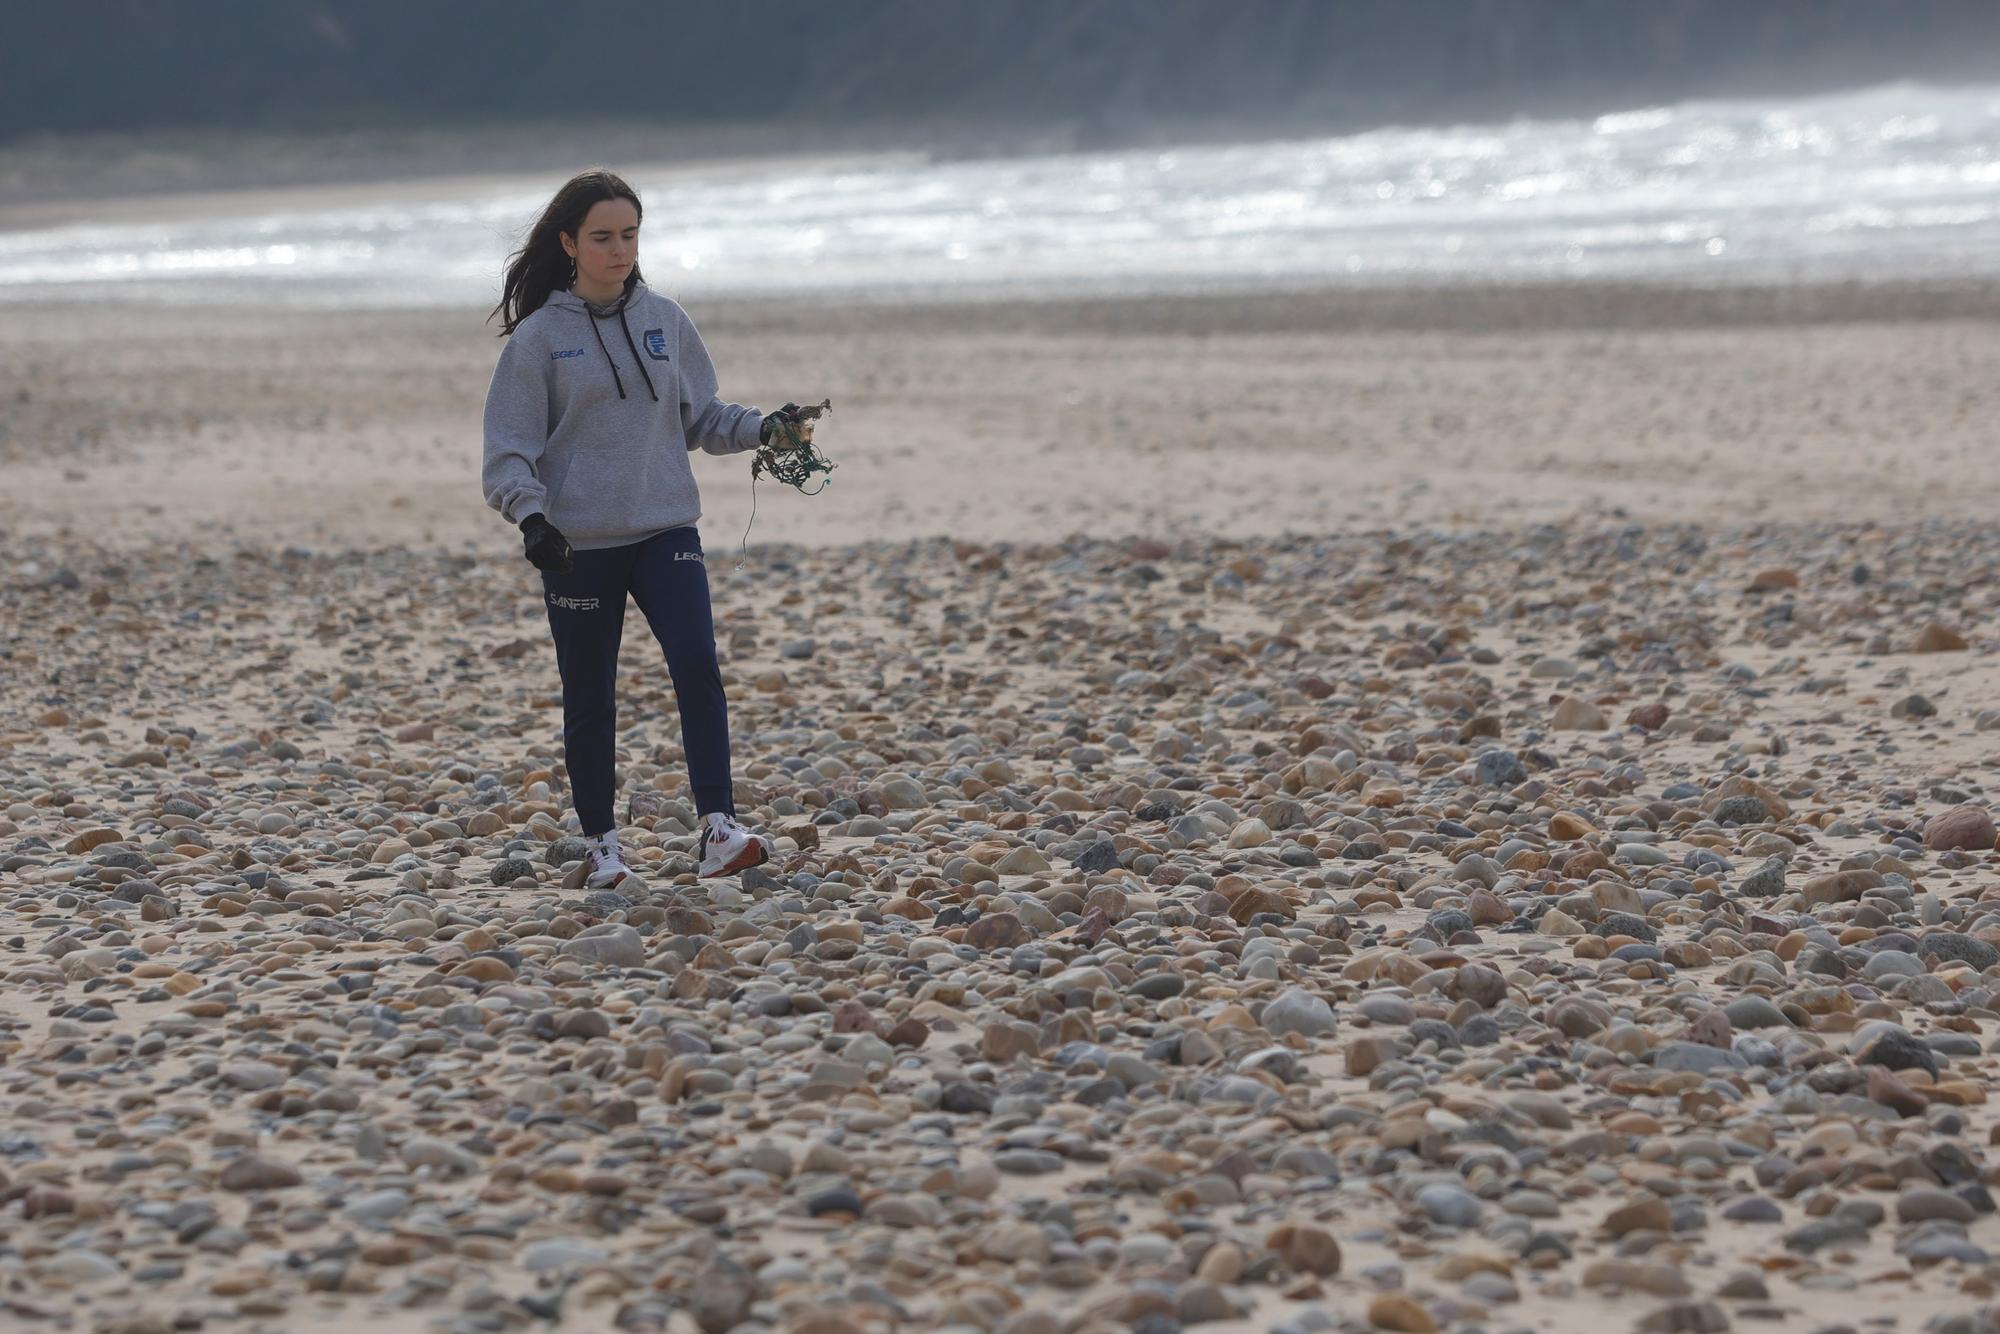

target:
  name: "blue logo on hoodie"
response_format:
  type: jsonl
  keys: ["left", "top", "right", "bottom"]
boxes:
{"left": 643, "top": 328, "right": 670, "bottom": 361}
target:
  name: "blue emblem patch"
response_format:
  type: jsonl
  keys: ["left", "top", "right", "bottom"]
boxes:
{"left": 643, "top": 328, "right": 669, "bottom": 361}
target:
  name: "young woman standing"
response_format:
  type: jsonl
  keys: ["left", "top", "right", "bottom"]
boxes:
{"left": 482, "top": 168, "right": 806, "bottom": 887}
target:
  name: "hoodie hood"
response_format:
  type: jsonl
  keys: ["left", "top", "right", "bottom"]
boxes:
{"left": 542, "top": 274, "right": 645, "bottom": 315}
{"left": 545, "top": 278, "right": 657, "bottom": 401}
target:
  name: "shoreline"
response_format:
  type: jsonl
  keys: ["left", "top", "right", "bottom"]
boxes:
{"left": 9, "top": 72, "right": 1999, "bottom": 213}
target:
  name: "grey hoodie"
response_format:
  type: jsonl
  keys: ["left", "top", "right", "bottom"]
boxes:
{"left": 481, "top": 278, "right": 764, "bottom": 550}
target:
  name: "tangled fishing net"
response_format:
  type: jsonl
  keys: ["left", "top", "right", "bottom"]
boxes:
{"left": 739, "top": 398, "right": 834, "bottom": 560}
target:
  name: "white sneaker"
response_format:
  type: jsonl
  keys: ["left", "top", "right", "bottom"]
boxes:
{"left": 699, "top": 812, "right": 771, "bottom": 878}
{"left": 585, "top": 830, "right": 635, "bottom": 889}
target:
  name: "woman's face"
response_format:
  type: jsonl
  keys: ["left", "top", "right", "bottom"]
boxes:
{"left": 561, "top": 197, "right": 640, "bottom": 289}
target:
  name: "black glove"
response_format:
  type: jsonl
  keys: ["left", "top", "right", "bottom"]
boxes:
{"left": 759, "top": 403, "right": 804, "bottom": 448}
{"left": 521, "top": 513, "right": 573, "bottom": 574}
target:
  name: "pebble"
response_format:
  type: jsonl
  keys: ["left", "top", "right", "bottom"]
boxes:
{"left": 218, "top": 1155, "right": 303, "bottom": 1191}
{"left": 557, "top": 923, "right": 646, "bottom": 967}
{"left": 36, "top": 1251, "right": 123, "bottom": 1285}
{"left": 1722, "top": 996, "right": 1790, "bottom": 1030}
{"left": 1737, "top": 855, "right": 1788, "bottom": 897}
{"left": 1723, "top": 1196, "right": 1784, "bottom": 1223}
{"left": 400, "top": 1135, "right": 478, "bottom": 1176}
{"left": 1897, "top": 1188, "right": 1976, "bottom": 1224}
{"left": 520, "top": 1238, "right": 609, "bottom": 1272}
{"left": 1267, "top": 1222, "right": 1343, "bottom": 1275}
{"left": 1368, "top": 1294, "right": 1438, "bottom": 1332}
{"left": 1924, "top": 805, "right": 1996, "bottom": 851}
{"left": 1604, "top": 1197, "right": 1674, "bottom": 1236}
{"left": 1416, "top": 1183, "right": 1483, "bottom": 1228}
{"left": 1261, "top": 986, "right": 1338, "bottom": 1038}
{"left": 1920, "top": 931, "right": 2000, "bottom": 970}
{"left": 343, "top": 1188, "right": 410, "bottom": 1223}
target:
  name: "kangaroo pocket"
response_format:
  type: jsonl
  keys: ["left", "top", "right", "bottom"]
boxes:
{"left": 546, "top": 443, "right": 696, "bottom": 543}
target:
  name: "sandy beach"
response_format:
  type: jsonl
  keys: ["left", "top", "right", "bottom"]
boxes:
{"left": 2, "top": 274, "right": 1999, "bottom": 1334}
{"left": 5, "top": 281, "right": 2000, "bottom": 559}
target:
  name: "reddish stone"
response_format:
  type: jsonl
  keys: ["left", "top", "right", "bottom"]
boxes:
{"left": 1867, "top": 1065, "right": 1927, "bottom": 1117}
{"left": 1684, "top": 1010, "right": 1732, "bottom": 1049}
{"left": 1924, "top": 805, "right": 1997, "bottom": 852}
{"left": 1626, "top": 702, "right": 1670, "bottom": 731}
{"left": 832, "top": 1000, "right": 877, "bottom": 1035}
{"left": 885, "top": 1017, "right": 930, "bottom": 1048}
{"left": 1225, "top": 885, "right": 1294, "bottom": 924}
{"left": 964, "top": 911, "right": 1027, "bottom": 950}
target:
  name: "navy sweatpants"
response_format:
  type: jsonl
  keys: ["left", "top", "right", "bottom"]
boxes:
{"left": 540, "top": 524, "right": 734, "bottom": 835}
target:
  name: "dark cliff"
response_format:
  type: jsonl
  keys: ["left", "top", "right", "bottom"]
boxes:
{"left": 9, "top": 0, "right": 1999, "bottom": 143}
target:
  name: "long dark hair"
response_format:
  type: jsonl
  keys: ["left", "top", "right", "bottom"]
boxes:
{"left": 489, "top": 169, "right": 646, "bottom": 335}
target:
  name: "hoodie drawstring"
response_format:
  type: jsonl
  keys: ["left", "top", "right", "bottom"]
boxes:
{"left": 585, "top": 312, "right": 628, "bottom": 399}
{"left": 615, "top": 309, "right": 659, "bottom": 402}
{"left": 578, "top": 289, "right": 659, "bottom": 403}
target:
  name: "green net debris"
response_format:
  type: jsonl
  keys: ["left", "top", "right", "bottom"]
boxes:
{"left": 740, "top": 399, "right": 834, "bottom": 561}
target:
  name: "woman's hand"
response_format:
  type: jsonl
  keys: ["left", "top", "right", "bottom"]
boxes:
{"left": 759, "top": 403, "right": 806, "bottom": 449}
{"left": 521, "top": 513, "right": 574, "bottom": 573}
